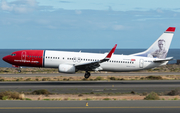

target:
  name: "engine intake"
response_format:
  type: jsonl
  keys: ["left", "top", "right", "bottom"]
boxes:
{"left": 58, "top": 64, "right": 75, "bottom": 73}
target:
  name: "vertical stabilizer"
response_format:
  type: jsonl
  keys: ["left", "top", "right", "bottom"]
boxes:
{"left": 131, "top": 27, "right": 176, "bottom": 59}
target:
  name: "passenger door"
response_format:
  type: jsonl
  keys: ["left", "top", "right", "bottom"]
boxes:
{"left": 139, "top": 59, "right": 144, "bottom": 68}
{"left": 21, "top": 51, "right": 26, "bottom": 61}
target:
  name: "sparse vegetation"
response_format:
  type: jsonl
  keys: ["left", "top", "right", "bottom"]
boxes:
{"left": 144, "top": 92, "right": 160, "bottom": 100}
{"left": 103, "top": 98, "right": 111, "bottom": 100}
{"left": 0, "top": 91, "right": 23, "bottom": 100}
{"left": 173, "top": 97, "right": 178, "bottom": 100}
{"left": 0, "top": 89, "right": 179, "bottom": 101}
{"left": 141, "top": 92, "right": 148, "bottom": 96}
{"left": 64, "top": 98, "right": 71, "bottom": 100}
{"left": 43, "top": 99, "right": 50, "bottom": 100}
{"left": 42, "top": 78, "right": 50, "bottom": 81}
{"left": 109, "top": 77, "right": 116, "bottom": 80}
{"left": 131, "top": 91, "right": 135, "bottom": 94}
{"left": 0, "top": 79, "right": 5, "bottom": 81}
{"left": 119, "top": 78, "right": 125, "bottom": 80}
{"left": 95, "top": 76, "right": 103, "bottom": 80}
{"left": 85, "top": 98, "right": 92, "bottom": 100}
{"left": 25, "top": 78, "right": 31, "bottom": 81}
{"left": 78, "top": 94, "right": 83, "bottom": 97}
{"left": 25, "top": 98, "right": 31, "bottom": 100}
{"left": 167, "top": 88, "right": 180, "bottom": 96}
{"left": 0, "top": 64, "right": 180, "bottom": 75}
{"left": 145, "top": 76, "right": 163, "bottom": 80}
{"left": 0, "top": 64, "right": 180, "bottom": 82}
{"left": 0, "top": 72, "right": 180, "bottom": 82}
{"left": 31, "top": 89, "right": 50, "bottom": 95}
{"left": 63, "top": 78, "right": 69, "bottom": 81}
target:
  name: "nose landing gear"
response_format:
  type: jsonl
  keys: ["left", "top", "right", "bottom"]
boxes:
{"left": 18, "top": 69, "right": 21, "bottom": 73}
{"left": 17, "top": 66, "right": 22, "bottom": 73}
{"left": 84, "top": 71, "right": 91, "bottom": 78}
{"left": 12, "top": 65, "right": 22, "bottom": 73}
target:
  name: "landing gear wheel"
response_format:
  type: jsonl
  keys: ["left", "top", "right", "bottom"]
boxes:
{"left": 18, "top": 70, "right": 21, "bottom": 73}
{"left": 84, "top": 71, "right": 91, "bottom": 78}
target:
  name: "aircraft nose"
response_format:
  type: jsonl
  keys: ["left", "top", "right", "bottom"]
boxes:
{"left": 2, "top": 56, "right": 9, "bottom": 62}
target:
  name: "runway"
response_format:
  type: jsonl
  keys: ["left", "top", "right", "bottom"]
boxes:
{"left": 0, "top": 101, "right": 180, "bottom": 113}
{"left": 0, "top": 80, "right": 180, "bottom": 93}
{"left": 1, "top": 72, "right": 180, "bottom": 77}
{"left": 0, "top": 75, "right": 180, "bottom": 113}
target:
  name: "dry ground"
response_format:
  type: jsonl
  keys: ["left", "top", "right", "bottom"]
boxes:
{"left": 0, "top": 74, "right": 180, "bottom": 81}
{"left": 1, "top": 64, "right": 180, "bottom": 74}
{"left": 24, "top": 94, "right": 180, "bottom": 101}
{"left": 0, "top": 64, "right": 180, "bottom": 82}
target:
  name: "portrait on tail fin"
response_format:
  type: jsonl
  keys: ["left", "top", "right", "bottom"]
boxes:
{"left": 130, "top": 27, "right": 175, "bottom": 59}
{"left": 148, "top": 39, "right": 167, "bottom": 59}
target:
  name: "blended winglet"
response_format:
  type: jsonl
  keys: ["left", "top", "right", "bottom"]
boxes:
{"left": 106, "top": 44, "right": 117, "bottom": 59}
{"left": 99, "top": 44, "right": 117, "bottom": 63}
{"left": 165, "top": 27, "right": 176, "bottom": 33}
{"left": 76, "top": 44, "right": 117, "bottom": 70}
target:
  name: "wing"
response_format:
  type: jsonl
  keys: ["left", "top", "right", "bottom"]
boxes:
{"left": 75, "top": 44, "right": 117, "bottom": 71}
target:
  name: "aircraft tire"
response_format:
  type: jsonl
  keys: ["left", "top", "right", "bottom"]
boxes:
{"left": 84, "top": 71, "right": 90, "bottom": 78}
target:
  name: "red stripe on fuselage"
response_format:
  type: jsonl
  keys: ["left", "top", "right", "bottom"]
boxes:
{"left": 6, "top": 50, "right": 44, "bottom": 67}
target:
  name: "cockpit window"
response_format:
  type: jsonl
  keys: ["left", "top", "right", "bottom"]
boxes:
{"left": 11, "top": 54, "right": 16, "bottom": 56}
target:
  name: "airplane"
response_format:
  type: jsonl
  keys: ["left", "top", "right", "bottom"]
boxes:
{"left": 3, "top": 27, "right": 175, "bottom": 78}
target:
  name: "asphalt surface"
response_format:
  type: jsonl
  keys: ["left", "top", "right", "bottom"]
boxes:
{"left": 1, "top": 72, "right": 180, "bottom": 77}
{"left": 0, "top": 101, "right": 180, "bottom": 113}
{"left": 0, "top": 73, "right": 180, "bottom": 113}
{"left": 0, "top": 80, "right": 180, "bottom": 93}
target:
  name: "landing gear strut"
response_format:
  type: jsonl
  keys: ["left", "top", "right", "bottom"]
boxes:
{"left": 17, "top": 67, "right": 22, "bottom": 73}
{"left": 13, "top": 65, "right": 22, "bottom": 73}
{"left": 84, "top": 71, "right": 91, "bottom": 78}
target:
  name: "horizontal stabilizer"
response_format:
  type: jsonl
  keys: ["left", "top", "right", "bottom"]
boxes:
{"left": 153, "top": 57, "right": 173, "bottom": 63}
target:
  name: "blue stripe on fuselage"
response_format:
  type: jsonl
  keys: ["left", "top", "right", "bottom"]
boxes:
{"left": 42, "top": 50, "right": 45, "bottom": 67}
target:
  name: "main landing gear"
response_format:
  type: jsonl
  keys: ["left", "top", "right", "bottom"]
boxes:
{"left": 84, "top": 71, "right": 91, "bottom": 78}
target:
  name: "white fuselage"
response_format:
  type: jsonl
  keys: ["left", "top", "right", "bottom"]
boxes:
{"left": 44, "top": 50, "right": 166, "bottom": 72}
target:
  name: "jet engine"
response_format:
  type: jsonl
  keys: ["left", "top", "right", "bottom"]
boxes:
{"left": 58, "top": 64, "right": 75, "bottom": 73}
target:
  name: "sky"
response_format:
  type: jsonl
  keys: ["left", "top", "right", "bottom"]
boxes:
{"left": 0, "top": 0, "right": 180, "bottom": 49}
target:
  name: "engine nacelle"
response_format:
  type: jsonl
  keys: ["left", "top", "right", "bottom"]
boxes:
{"left": 58, "top": 64, "right": 75, "bottom": 73}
